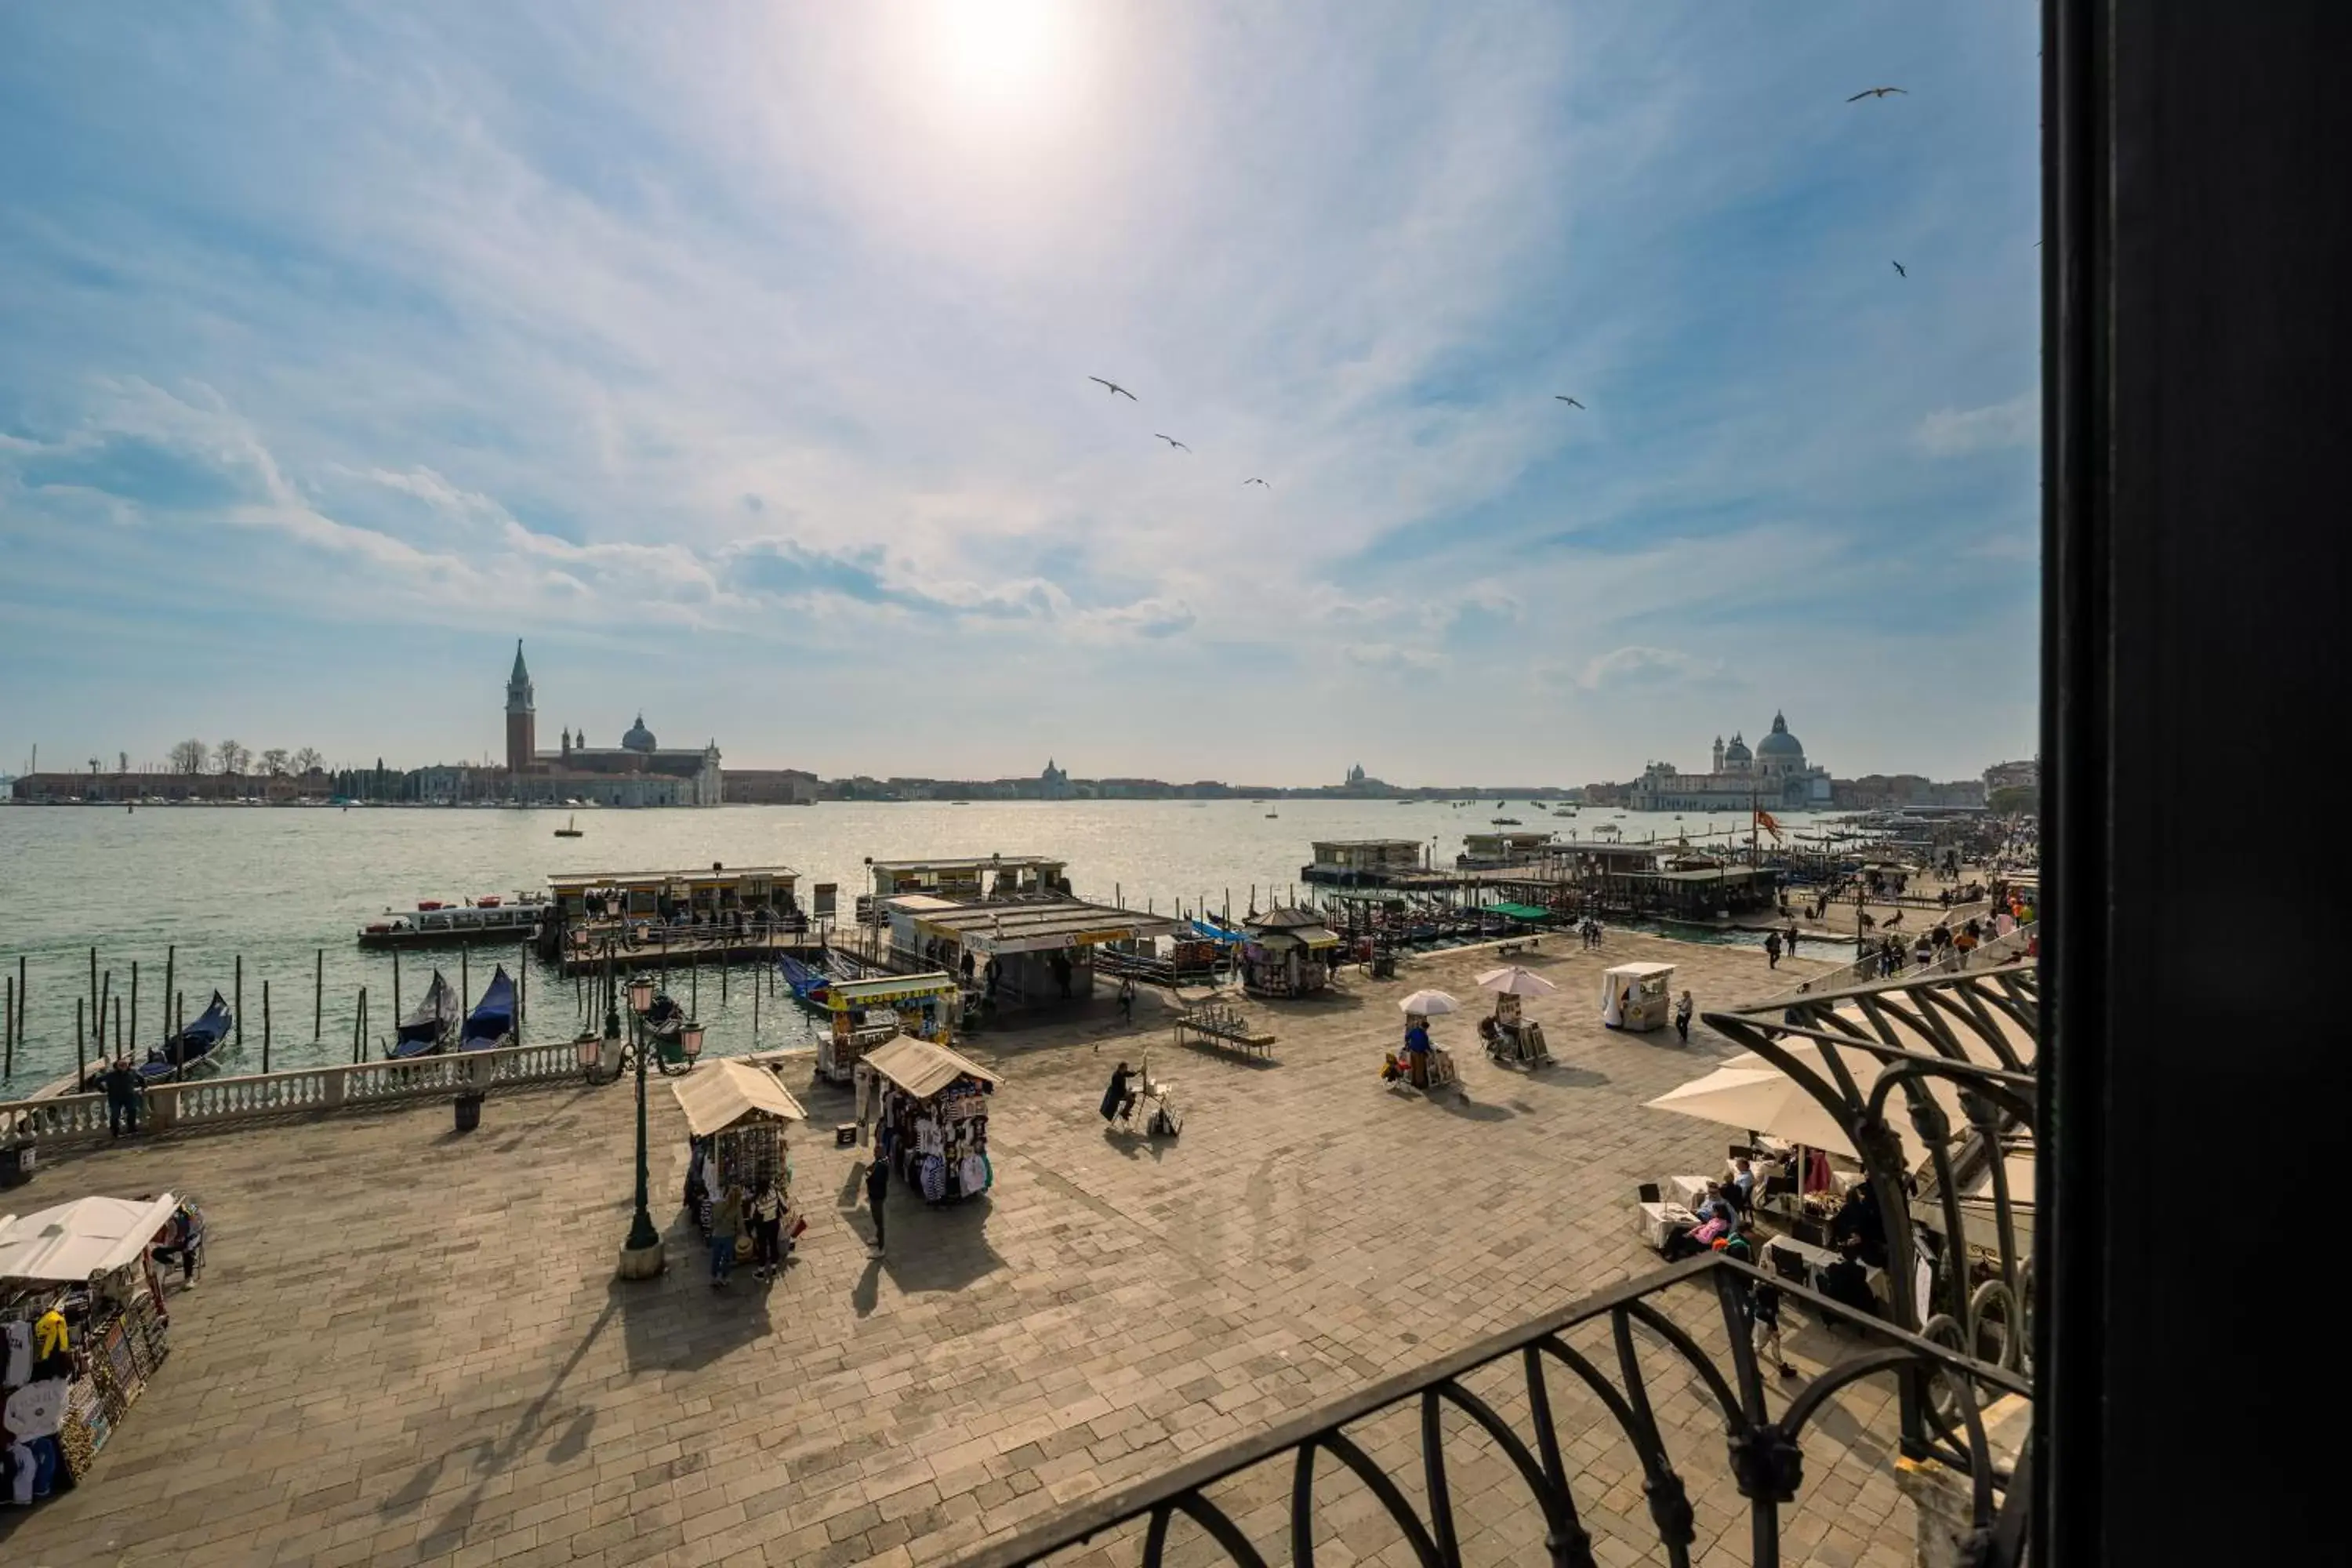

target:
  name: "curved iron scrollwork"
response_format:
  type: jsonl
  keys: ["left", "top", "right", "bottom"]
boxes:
{"left": 952, "top": 1254, "right": 2031, "bottom": 1568}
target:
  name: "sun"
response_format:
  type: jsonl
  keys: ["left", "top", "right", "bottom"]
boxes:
{"left": 926, "top": 0, "right": 1071, "bottom": 109}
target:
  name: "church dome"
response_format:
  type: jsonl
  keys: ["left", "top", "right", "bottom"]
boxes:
{"left": 622, "top": 714, "right": 657, "bottom": 753}
{"left": 1722, "top": 733, "right": 1752, "bottom": 766}
{"left": 1755, "top": 711, "right": 1804, "bottom": 759}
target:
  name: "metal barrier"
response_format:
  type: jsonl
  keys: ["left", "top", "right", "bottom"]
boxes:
{"left": 953, "top": 1253, "right": 2029, "bottom": 1568}
{"left": 0, "top": 1036, "right": 593, "bottom": 1150}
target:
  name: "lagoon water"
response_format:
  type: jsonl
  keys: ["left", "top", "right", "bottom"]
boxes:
{"left": 0, "top": 799, "right": 1849, "bottom": 1087}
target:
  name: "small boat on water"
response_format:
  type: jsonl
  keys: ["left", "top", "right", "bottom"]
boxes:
{"left": 140, "top": 992, "right": 233, "bottom": 1083}
{"left": 776, "top": 953, "right": 834, "bottom": 1012}
{"left": 1265, "top": 811, "right": 1279, "bottom": 818}
{"left": 459, "top": 967, "right": 516, "bottom": 1051}
{"left": 554, "top": 814, "right": 583, "bottom": 838}
{"left": 1492, "top": 817, "right": 1522, "bottom": 826}
{"left": 387, "top": 971, "right": 459, "bottom": 1059}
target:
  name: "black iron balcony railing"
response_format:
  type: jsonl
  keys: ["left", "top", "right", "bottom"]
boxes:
{"left": 954, "top": 1253, "right": 2031, "bottom": 1568}
{"left": 956, "top": 964, "right": 2040, "bottom": 1568}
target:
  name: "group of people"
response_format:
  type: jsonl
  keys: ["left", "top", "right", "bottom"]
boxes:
{"left": 1577, "top": 917, "right": 1606, "bottom": 950}
{"left": 1761, "top": 923, "right": 1802, "bottom": 969}
{"left": 684, "top": 1148, "right": 798, "bottom": 1286}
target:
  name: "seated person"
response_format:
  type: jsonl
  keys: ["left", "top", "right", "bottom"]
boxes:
{"left": 1817, "top": 1237, "right": 1879, "bottom": 1322}
{"left": 1402, "top": 1018, "right": 1433, "bottom": 1087}
{"left": 1828, "top": 1181, "right": 1889, "bottom": 1269}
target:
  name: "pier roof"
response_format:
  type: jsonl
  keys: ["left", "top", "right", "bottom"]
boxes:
{"left": 546, "top": 864, "right": 797, "bottom": 893}
{"left": 898, "top": 897, "right": 1178, "bottom": 956}
{"left": 869, "top": 854, "right": 1064, "bottom": 873}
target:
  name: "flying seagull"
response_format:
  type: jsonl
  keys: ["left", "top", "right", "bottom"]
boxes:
{"left": 1555, "top": 395, "right": 1585, "bottom": 409}
{"left": 1847, "top": 86, "right": 1908, "bottom": 101}
{"left": 1243, "top": 477, "right": 1269, "bottom": 488}
{"left": 1154, "top": 434, "right": 1191, "bottom": 452}
{"left": 1088, "top": 376, "right": 1137, "bottom": 400}
{"left": 1891, "top": 260, "right": 1907, "bottom": 278}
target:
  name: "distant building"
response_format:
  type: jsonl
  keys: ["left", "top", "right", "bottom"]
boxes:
{"left": 1039, "top": 758, "right": 1073, "bottom": 800}
{"left": 724, "top": 768, "right": 822, "bottom": 804}
{"left": 1628, "top": 711, "right": 1832, "bottom": 812}
{"left": 1345, "top": 763, "right": 1367, "bottom": 786}
{"left": 1983, "top": 758, "right": 2039, "bottom": 793}
{"left": 477, "top": 642, "right": 720, "bottom": 806}
{"left": 1831, "top": 775, "right": 1987, "bottom": 810}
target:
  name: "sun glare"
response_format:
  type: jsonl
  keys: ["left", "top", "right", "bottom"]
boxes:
{"left": 926, "top": 0, "right": 1070, "bottom": 110}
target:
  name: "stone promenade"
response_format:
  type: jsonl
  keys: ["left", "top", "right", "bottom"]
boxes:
{"left": 2, "top": 933, "right": 1923, "bottom": 1568}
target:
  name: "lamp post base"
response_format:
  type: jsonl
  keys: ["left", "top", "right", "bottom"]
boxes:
{"left": 615, "top": 1239, "right": 666, "bottom": 1279}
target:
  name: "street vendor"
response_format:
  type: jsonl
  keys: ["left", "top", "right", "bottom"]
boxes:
{"left": 1402, "top": 1015, "right": 1433, "bottom": 1088}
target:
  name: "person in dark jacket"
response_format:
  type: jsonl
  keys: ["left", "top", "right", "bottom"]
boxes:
{"left": 864, "top": 1156, "right": 890, "bottom": 1255}
{"left": 102, "top": 1058, "right": 143, "bottom": 1138}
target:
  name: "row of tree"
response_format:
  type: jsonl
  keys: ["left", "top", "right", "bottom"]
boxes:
{"left": 164, "top": 740, "right": 327, "bottom": 777}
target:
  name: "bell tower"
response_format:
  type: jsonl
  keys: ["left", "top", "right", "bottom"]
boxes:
{"left": 505, "top": 640, "right": 536, "bottom": 775}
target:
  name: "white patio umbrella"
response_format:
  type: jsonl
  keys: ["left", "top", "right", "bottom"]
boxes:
{"left": 1644, "top": 1066, "right": 1877, "bottom": 1160}
{"left": 1474, "top": 966, "right": 1559, "bottom": 997}
{"left": 1397, "top": 989, "right": 1461, "bottom": 1016}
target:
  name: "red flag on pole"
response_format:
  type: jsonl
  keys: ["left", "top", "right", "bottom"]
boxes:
{"left": 1755, "top": 807, "right": 1784, "bottom": 843}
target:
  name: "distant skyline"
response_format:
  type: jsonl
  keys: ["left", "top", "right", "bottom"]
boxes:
{"left": 0, "top": 3, "right": 2038, "bottom": 783}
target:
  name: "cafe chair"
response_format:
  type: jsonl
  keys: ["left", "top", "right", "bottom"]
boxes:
{"left": 1636, "top": 1182, "right": 1661, "bottom": 1205}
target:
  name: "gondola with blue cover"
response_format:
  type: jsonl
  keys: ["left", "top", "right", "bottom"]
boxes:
{"left": 140, "top": 991, "right": 233, "bottom": 1082}
{"left": 459, "top": 966, "right": 516, "bottom": 1051}
{"left": 387, "top": 971, "right": 459, "bottom": 1059}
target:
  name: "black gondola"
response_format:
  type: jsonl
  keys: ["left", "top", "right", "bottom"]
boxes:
{"left": 140, "top": 991, "right": 232, "bottom": 1083}
{"left": 387, "top": 971, "right": 459, "bottom": 1059}
{"left": 459, "top": 966, "right": 516, "bottom": 1051}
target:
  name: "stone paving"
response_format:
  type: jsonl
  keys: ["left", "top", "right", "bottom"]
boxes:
{"left": 0, "top": 932, "right": 1924, "bottom": 1567}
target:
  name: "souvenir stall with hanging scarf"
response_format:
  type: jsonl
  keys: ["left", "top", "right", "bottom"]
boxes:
{"left": 673, "top": 1060, "right": 806, "bottom": 1240}
{"left": 1, "top": 1194, "right": 186, "bottom": 1507}
{"left": 857, "top": 1034, "right": 1000, "bottom": 1207}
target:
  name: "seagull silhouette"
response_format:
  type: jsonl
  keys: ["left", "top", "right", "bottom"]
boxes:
{"left": 1848, "top": 86, "right": 1908, "bottom": 101}
{"left": 1243, "top": 477, "right": 1269, "bottom": 488}
{"left": 1555, "top": 395, "right": 1585, "bottom": 409}
{"left": 1154, "top": 434, "right": 1191, "bottom": 452}
{"left": 1892, "top": 260, "right": 1907, "bottom": 278}
{"left": 1088, "top": 376, "right": 1137, "bottom": 400}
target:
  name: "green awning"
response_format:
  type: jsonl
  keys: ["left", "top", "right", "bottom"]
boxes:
{"left": 1490, "top": 902, "right": 1553, "bottom": 920}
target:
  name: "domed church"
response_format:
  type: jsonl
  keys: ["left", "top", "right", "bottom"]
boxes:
{"left": 1632, "top": 710, "right": 1831, "bottom": 812}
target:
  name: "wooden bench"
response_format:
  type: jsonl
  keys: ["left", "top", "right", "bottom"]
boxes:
{"left": 1173, "top": 1017, "right": 1277, "bottom": 1058}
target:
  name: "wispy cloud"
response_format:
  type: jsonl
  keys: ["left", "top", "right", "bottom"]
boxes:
{"left": 1577, "top": 645, "right": 1730, "bottom": 692}
{"left": 1915, "top": 390, "right": 2039, "bottom": 457}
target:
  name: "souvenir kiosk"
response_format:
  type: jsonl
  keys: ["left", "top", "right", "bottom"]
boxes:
{"left": 673, "top": 1059, "right": 806, "bottom": 1236}
{"left": 858, "top": 1034, "right": 1000, "bottom": 1206}
{"left": 1, "top": 1194, "right": 187, "bottom": 1508}
{"left": 818, "top": 972, "right": 959, "bottom": 1087}
{"left": 1239, "top": 908, "right": 1344, "bottom": 998}
{"left": 1601, "top": 961, "right": 1677, "bottom": 1032}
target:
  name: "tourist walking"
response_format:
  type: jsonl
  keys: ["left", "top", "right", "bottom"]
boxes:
{"left": 1784, "top": 922, "right": 1799, "bottom": 956}
{"left": 960, "top": 949, "right": 976, "bottom": 987}
{"left": 707, "top": 1181, "right": 742, "bottom": 1287}
{"left": 1673, "top": 990, "right": 1694, "bottom": 1044}
{"left": 1763, "top": 930, "right": 1782, "bottom": 970}
{"left": 1726, "top": 1237, "right": 1796, "bottom": 1378}
{"left": 865, "top": 1152, "right": 891, "bottom": 1255}
{"left": 749, "top": 1179, "right": 784, "bottom": 1281}
{"left": 1117, "top": 974, "right": 1135, "bottom": 1027}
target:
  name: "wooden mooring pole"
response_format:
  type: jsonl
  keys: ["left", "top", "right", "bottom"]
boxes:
{"left": 76, "top": 998, "right": 85, "bottom": 1088}
{"left": 314, "top": 949, "right": 324, "bottom": 1041}
{"left": 112, "top": 995, "right": 122, "bottom": 1062}
{"left": 263, "top": 980, "right": 272, "bottom": 1072}
{"left": 234, "top": 955, "right": 244, "bottom": 1054}
{"left": 98, "top": 971, "right": 111, "bottom": 1065}
{"left": 4, "top": 973, "right": 13, "bottom": 1079}
{"left": 519, "top": 941, "right": 528, "bottom": 1043}
{"left": 392, "top": 951, "right": 401, "bottom": 1033}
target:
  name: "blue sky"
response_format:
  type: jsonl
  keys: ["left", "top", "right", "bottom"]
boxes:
{"left": 0, "top": 2, "right": 2040, "bottom": 785}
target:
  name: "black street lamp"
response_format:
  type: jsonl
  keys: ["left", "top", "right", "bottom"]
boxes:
{"left": 614, "top": 971, "right": 703, "bottom": 1278}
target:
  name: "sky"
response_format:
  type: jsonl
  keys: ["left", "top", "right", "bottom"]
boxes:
{"left": 0, "top": 2, "right": 2042, "bottom": 786}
